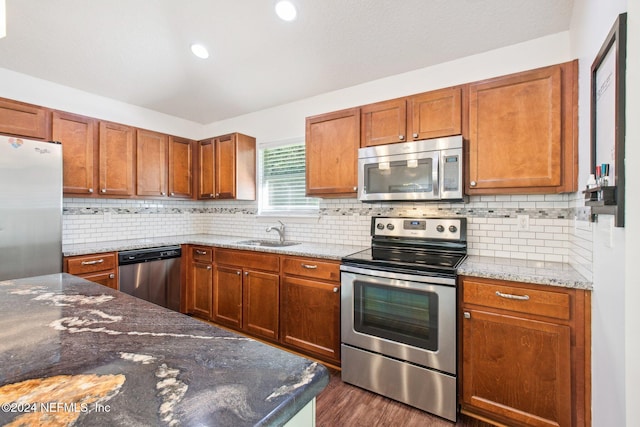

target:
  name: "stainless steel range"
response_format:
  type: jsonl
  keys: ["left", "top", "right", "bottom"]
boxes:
{"left": 340, "top": 217, "right": 467, "bottom": 422}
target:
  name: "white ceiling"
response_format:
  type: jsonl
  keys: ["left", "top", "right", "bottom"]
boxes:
{"left": 0, "top": 0, "right": 574, "bottom": 124}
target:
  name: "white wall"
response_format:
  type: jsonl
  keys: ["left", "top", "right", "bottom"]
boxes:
{"left": 0, "top": 67, "right": 201, "bottom": 139}
{"left": 569, "top": 1, "right": 629, "bottom": 426}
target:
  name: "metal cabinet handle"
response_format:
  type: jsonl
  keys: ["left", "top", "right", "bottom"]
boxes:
{"left": 412, "top": 133, "right": 419, "bottom": 138}
{"left": 495, "top": 291, "right": 530, "bottom": 301}
{"left": 108, "top": 273, "right": 115, "bottom": 279}
{"left": 101, "top": 189, "right": 107, "bottom": 193}
{"left": 301, "top": 264, "right": 318, "bottom": 269}
{"left": 333, "top": 287, "right": 339, "bottom": 293}
{"left": 464, "top": 311, "right": 471, "bottom": 319}
{"left": 470, "top": 181, "right": 477, "bottom": 187}
{"left": 353, "top": 186, "right": 357, "bottom": 191}
{"left": 196, "top": 250, "right": 207, "bottom": 255}
{"left": 206, "top": 265, "right": 212, "bottom": 270}
{"left": 236, "top": 271, "right": 241, "bottom": 275}
{"left": 81, "top": 259, "right": 104, "bottom": 265}
{"left": 244, "top": 271, "right": 249, "bottom": 276}
{"left": 88, "top": 188, "right": 94, "bottom": 194}
{"left": 170, "top": 192, "right": 175, "bottom": 196}
{"left": 209, "top": 194, "right": 214, "bottom": 198}
{"left": 215, "top": 193, "right": 220, "bottom": 197}
{"left": 161, "top": 192, "right": 166, "bottom": 196}
{"left": 398, "top": 135, "right": 405, "bottom": 140}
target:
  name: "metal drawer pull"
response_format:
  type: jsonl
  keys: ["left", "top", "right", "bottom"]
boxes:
{"left": 333, "top": 287, "right": 339, "bottom": 293}
{"left": 301, "top": 264, "right": 318, "bottom": 269}
{"left": 81, "top": 259, "right": 104, "bottom": 265}
{"left": 195, "top": 250, "right": 207, "bottom": 255}
{"left": 495, "top": 291, "right": 530, "bottom": 301}
{"left": 463, "top": 311, "right": 471, "bottom": 319}
{"left": 108, "top": 273, "right": 115, "bottom": 279}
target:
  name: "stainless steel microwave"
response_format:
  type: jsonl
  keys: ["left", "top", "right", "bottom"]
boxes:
{"left": 358, "top": 135, "right": 465, "bottom": 202}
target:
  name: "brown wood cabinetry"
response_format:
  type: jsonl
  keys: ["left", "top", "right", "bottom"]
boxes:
{"left": 467, "top": 60, "right": 578, "bottom": 194}
{"left": 360, "top": 87, "right": 462, "bottom": 147}
{"left": 168, "top": 136, "right": 193, "bottom": 198}
{"left": 64, "top": 252, "right": 118, "bottom": 290}
{"left": 213, "top": 249, "right": 279, "bottom": 341}
{"left": 280, "top": 256, "right": 341, "bottom": 365}
{"left": 136, "top": 129, "right": 167, "bottom": 197}
{"left": 99, "top": 121, "right": 136, "bottom": 196}
{"left": 52, "top": 111, "right": 97, "bottom": 196}
{"left": 185, "top": 246, "right": 213, "bottom": 319}
{"left": 197, "top": 133, "right": 255, "bottom": 200}
{"left": 305, "top": 108, "right": 360, "bottom": 197}
{"left": 460, "top": 276, "right": 590, "bottom": 427}
{"left": 0, "top": 97, "right": 51, "bottom": 140}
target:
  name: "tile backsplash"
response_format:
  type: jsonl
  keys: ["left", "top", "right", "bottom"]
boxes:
{"left": 63, "top": 193, "right": 592, "bottom": 278}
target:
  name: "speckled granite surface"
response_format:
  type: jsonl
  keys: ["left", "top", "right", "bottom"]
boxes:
{"left": 458, "top": 255, "right": 592, "bottom": 290}
{"left": 63, "top": 234, "right": 367, "bottom": 260}
{"left": 0, "top": 273, "right": 328, "bottom": 426}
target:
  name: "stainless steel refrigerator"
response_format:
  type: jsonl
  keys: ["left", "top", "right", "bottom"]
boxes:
{"left": 0, "top": 136, "right": 63, "bottom": 281}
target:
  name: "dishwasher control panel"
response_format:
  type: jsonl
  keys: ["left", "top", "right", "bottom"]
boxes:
{"left": 118, "top": 245, "right": 182, "bottom": 265}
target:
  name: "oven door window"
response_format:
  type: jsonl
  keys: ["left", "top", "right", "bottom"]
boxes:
{"left": 363, "top": 158, "right": 434, "bottom": 195}
{"left": 353, "top": 280, "right": 438, "bottom": 351}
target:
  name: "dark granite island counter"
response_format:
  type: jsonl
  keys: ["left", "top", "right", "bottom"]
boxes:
{"left": 0, "top": 273, "right": 328, "bottom": 426}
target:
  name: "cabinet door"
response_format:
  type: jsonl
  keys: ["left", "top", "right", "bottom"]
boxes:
{"left": 52, "top": 111, "right": 97, "bottom": 196}
{"left": 99, "top": 122, "right": 135, "bottom": 196}
{"left": 168, "top": 136, "right": 193, "bottom": 199}
{"left": 468, "top": 63, "right": 576, "bottom": 194}
{"left": 190, "top": 262, "right": 212, "bottom": 319}
{"left": 243, "top": 270, "right": 279, "bottom": 340}
{"left": 305, "top": 108, "right": 360, "bottom": 197}
{"left": 213, "top": 265, "right": 243, "bottom": 328}
{"left": 408, "top": 87, "right": 462, "bottom": 140}
{"left": 79, "top": 271, "right": 118, "bottom": 290}
{"left": 280, "top": 276, "right": 341, "bottom": 363}
{"left": 215, "top": 134, "right": 236, "bottom": 199}
{"left": 136, "top": 129, "right": 167, "bottom": 197}
{"left": 0, "top": 98, "right": 50, "bottom": 140}
{"left": 360, "top": 98, "right": 407, "bottom": 147}
{"left": 198, "top": 139, "right": 215, "bottom": 199}
{"left": 462, "top": 309, "right": 572, "bottom": 427}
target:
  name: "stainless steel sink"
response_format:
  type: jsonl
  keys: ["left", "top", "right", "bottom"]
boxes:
{"left": 235, "top": 239, "right": 300, "bottom": 248}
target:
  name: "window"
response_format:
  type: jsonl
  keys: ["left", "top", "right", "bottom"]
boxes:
{"left": 259, "top": 140, "right": 319, "bottom": 214}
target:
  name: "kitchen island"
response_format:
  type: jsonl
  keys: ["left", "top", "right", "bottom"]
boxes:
{"left": 0, "top": 273, "right": 328, "bottom": 426}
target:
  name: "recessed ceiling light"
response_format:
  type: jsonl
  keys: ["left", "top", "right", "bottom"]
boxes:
{"left": 190, "top": 43, "right": 209, "bottom": 59}
{"left": 275, "top": 0, "right": 297, "bottom": 22}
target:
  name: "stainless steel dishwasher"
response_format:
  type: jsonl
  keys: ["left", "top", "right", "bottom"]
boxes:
{"left": 118, "top": 245, "right": 182, "bottom": 311}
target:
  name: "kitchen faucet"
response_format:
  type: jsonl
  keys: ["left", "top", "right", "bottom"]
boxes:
{"left": 266, "top": 220, "right": 286, "bottom": 243}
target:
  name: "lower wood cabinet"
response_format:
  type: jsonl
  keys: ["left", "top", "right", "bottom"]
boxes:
{"left": 213, "top": 249, "right": 280, "bottom": 341}
{"left": 186, "top": 246, "right": 214, "bottom": 319}
{"left": 63, "top": 252, "right": 118, "bottom": 290}
{"left": 460, "top": 276, "right": 590, "bottom": 427}
{"left": 280, "top": 256, "right": 341, "bottom": 365}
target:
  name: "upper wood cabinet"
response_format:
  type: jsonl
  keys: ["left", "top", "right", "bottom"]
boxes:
{"left": 467, "top": 60, "right": 578, "bottom": 194}
{"left": 0, "top": 97, "right": 51, "bottom": 140}
{"left": 460, "top": 276, "right": 590, "bottom": 427}
{"left": 99, "top": 121, "right": 136, "bottom": 196}
{"left": 360, "top": 86, "right": 462, "bottom": 147}
{"left": 52, "top": 111, "right": 97, "bottom": 196}
{"left": 133, "top": 130, "right": 194, "bottom": 199}
{"left": 197, "top": 133, "right": 256, "bottom": 200}
{"left": 305, "top": 108, "right": 360, "bottom": 197}
{"left": 168, "top": 136, "right": 193, "bottom": 199}
{"left": 136, "top": 129, "right": 168, "bottom": 197}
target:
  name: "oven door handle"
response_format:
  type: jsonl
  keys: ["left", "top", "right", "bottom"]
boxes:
{"left": 340, "top": 264, "right": 456, "bottom": 286}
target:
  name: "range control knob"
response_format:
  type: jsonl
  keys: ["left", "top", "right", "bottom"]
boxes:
{"left": 436, "top": 225, "right": 445, "bottom": 233}
{"left": 449, "top": 225, "right": 458, "bottom": 233}
{"left": 376, "top": 223, "right": 385, "bottom": 230}
{"left": 386, "top": 224, "right": 395, "bottom": 230}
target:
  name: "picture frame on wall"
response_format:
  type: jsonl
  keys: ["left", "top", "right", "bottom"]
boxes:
{"left": 590, "top": 12, "right": 627, "bottom": 227}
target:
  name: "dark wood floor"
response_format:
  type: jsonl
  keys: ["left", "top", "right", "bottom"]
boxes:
{"left": 316, "top": 368, "right": 493, "bottom": 427}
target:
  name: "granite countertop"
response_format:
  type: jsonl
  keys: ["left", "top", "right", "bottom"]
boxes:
{"left": 458, "top": 255, "right": 593, "bottom": 290}
{"left": 0, "top": 273, "right": 328, "bottom": 426}
{"left": 63, "top": 234, "right": 368, "bottom": 261}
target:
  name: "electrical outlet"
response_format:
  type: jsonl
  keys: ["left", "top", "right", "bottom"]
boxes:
{"left": 517, "top": 214, "right": 529, "bottom": 231}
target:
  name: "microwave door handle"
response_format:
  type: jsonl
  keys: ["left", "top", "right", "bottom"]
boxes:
{"left": 432, "top": 154, "right": 439, "bottom": 197}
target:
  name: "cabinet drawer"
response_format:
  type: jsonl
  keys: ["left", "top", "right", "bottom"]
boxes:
{"left": 216, "top": 249, "right": 279, "bottom": 272}
{"left": 191, "top": 246, "right": 213, "bottom": 263}
{"left": 66, "top": 253, "right": 117, "bottom": 275}
{"left": 462, "top": 278, "right": 571, "bottom": 320}
{"left": 282, "top": 257, "right": 340, "bottom": 282}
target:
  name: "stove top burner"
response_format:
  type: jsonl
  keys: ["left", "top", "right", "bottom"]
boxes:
{"left": 341, "top": 217, "right": 467, "bottom": 277}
